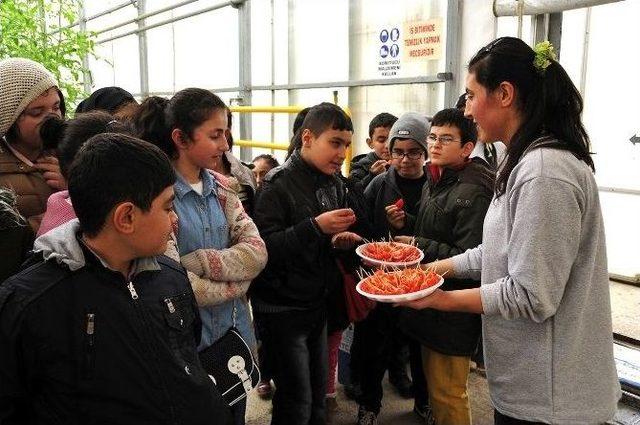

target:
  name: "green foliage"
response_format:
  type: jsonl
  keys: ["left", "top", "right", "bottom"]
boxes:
{"left": 0, "top": 0, "right": 96, "bottom": 108}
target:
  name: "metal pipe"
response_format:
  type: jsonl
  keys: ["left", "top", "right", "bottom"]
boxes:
{"left": 95, "top": 0, "right": 201, "bottom": 35}
{"left": 137, "top": 0, "right": 149, "bottom": 98}
{"left": 251, "top": 74, "right": 451, "bottom": 91}
{"left": 494, "top": 0, "right": 623, "bottom": 16}
{"left": 134, "top": 75, "right": 451, "bottom": 99}
{"left": 579, "top": 7, "right": 592, "bottom": 96}
{"left": 236, "top": 0, "right": 252, "bottom": 162}
{"left": 234, "top": 140, "right": 289, "bottom": 151}
{"left": 50, "top": 0, "right": 136, "bottom": 34}
{"left": 445, "top": 0, "right": 461, "bottom": 107}
{"left": 598, "top": 186, "right": 640, "bottom": 197}
{"left": 96, "top": 1, "right": 234, "bottom": 44}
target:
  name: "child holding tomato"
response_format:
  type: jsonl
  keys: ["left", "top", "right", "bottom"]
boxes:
{"left": 388, "top": 107, "right": 494, "bottom": 425}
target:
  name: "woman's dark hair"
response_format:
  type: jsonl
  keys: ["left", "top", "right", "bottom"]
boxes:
{"left": 252, "top": 153, "right": 279, "bottom": 169}
{"left": 132, "top": 88, "right": 227, "bottom": 159}
{"left": 468, "top": 36, "right": 594, "bottom": 197}
{"left": 55, "top": 111, "right": 131, "bottom": 178}
{"left": 68, "top": 133, "right": 175, "bottom": 237}
{"left": 431, "top": 108, "right": 478, "bottom": 145}
{"left": 285, "top": 107, "right": 311, "bottom": 160}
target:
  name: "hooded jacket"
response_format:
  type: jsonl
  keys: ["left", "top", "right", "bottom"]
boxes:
{"left": 0, "top": 220, "right": 232, "bottom": 425}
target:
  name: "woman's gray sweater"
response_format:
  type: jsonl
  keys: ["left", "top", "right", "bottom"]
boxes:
{"left": 452, "top": 144, "right": 621, "bottom": 424}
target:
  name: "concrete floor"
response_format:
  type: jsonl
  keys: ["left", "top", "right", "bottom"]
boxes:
{"left": 246, "top": 281, "right": 640, "bottom": 424}
{"left": 246, "top": 369, "right": 493, "bottom": 425}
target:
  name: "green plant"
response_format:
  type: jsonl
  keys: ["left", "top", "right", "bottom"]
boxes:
{"left": 0, "top": 0, "right": 96, "bottom": 108}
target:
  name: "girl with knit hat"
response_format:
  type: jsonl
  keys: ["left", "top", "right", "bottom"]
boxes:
{"left": 0, "top": 57, "right": 66, "bottom": 232}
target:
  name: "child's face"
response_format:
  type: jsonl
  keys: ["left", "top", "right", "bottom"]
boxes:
{"left": 367, "top": 126, "right": 391, "bottom": 160}
{"left": 131, "top": 186, "right": 178, "bottom": 257}
{"left": 252, "top": 158, "right": 274, "bottom": 188}
{"left": 301, "top": 128, "right": 352, "bottom": 175}
{"left": 13, "top": 88, "right": 62, "bottom": 152}
{"left": 390, "top": 139, "right": 425, "bottom": 179}
{"left": 427, "top": 124, "right": 474, "bottom": 168}
{"left": 182, "top": 109, "right": 229, "bottom": 170}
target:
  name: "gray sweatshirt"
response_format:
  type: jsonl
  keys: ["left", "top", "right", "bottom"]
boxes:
{"left": 452, "top": 143, "right": 621, "bottom": 424}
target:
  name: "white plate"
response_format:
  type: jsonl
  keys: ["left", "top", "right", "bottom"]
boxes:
{"left": 355, "top": 242, "right": 424, "bottom": 268}
{"left": 356, "top": 275, "right": 444, "bottom": 303}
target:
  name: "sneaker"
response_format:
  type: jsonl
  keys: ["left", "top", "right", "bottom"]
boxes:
{"left": 413, "top": 404, "right": 436, "bottom": 425}
{"left": 389, "top": 373, "right": 413, "bottom": 399}
{"left": 357, "top": 406, "right": 378, "bottom": 425}
{"left": 256, "top": 380, "right": 274, "bottom": 399}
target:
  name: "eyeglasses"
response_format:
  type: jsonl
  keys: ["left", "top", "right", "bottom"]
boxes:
{"left": 391, "top": 149, "right": 424, "bottom": 160}
{"left": 426, "top": 134, "right": 462, "bottom": 146}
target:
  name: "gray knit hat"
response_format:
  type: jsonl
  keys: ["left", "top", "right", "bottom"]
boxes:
{"left": 388, "top": 112, "right": 431, "bottom": 152}
{"left": 0, "top": 58, "right": 58, "bottom": 137}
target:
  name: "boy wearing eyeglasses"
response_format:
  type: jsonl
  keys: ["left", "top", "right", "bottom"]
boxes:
{"left": 355, "top": 112, "right": 432, "bottom": 425}
{"left": 389, "top": 108, "right": 494, "bottom": 425}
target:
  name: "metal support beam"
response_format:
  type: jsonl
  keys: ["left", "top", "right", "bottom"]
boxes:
{"left": 78, "top": 2, "right": 92, "bottom": 94}
{"left": 532, "top": 13, "right": 549, "bottom": 44}
{"left": 547, "top": 12, "right": 562, "bottom": 57}
{"left": 96, "top": 0, "right": 201, "bottom": 35}
{"left": 494, "top": 0, "right": 623, "bottom": 16}
{"left": 445, "top": 0, "right": 461, "bottom": 108}
{"left": 287, "top": 0, "right": 297, "bottom": 134}
{"left": 137, "top": 0, "right": 149, "bottom": 98}
{"left": 96, "top": 2, "right": 234, "bottom": 44}
{"left": 133, "top": 75, "right": 452, "bottom": 98}
{"left": 234, "top": 0, "right": 252, "bottom": 162}
{"left": 579, "top": 7, "right": 592, "bottom": 96}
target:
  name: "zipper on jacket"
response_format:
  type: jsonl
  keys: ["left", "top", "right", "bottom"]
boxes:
{"left": 83, "top": 313, "right": 96, "bottom": 378}
{"left": 164, "top": 298, "right": 176, "bottom": 313}
{"left": 127, "top": 281, "right": 139, "bottom": 300}
{"left": 127, "top": 279, "right": 179, "bottom": 425}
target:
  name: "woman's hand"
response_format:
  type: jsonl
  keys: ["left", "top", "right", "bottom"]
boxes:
{"left": 34, "top": 156, "right": 67, "bottom": 190}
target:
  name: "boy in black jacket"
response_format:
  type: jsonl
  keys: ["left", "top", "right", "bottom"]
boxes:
{"left": 348, "top": 112, "right": 397, "bottom": 189}
{"left": 252, "top": 103, "right": 362, "bottom": 425}
{"left": 388, "top": 109, "right": 494, "bottom": 425}
{"left": 0, "top": 134, "right": 231, "bottom": 425}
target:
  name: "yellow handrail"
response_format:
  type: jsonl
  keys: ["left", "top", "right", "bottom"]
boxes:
{"left": 234, "top": 140, "right": 289, "bottom": 151}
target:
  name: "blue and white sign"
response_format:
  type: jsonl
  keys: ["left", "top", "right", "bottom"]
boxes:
{"left": 390, "top": 44, "right": 399, "bottom": 58}
{"left": 390, "top": 27, "right": 400, "bottom": 42}
{"left": 377, "top": 26, "right": 401, "bottom": 77}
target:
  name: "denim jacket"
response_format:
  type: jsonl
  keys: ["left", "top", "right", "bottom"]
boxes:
{"left": 172, "top": 170, "right": 266, "bottom": 350}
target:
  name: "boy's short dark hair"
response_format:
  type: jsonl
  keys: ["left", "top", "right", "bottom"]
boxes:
{"left": 252, "top": 154, "right": 279, "bottom": 169}
{"left": 431, "top": 108, "right": 478, "bottom": 145}
{"left": 57, "top": 111, "right": 132, "bottom": 179}
{"left": 368, "top": 112, "right": 398, "bottom": 138}
{"left": 301, "top": 102, "right": 353, "bottom": 137}
{"left": 68, "top": 133, "right": 176, "bottom": 237}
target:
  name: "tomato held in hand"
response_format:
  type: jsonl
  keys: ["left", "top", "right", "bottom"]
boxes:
{"left": 394, "top": 198, "right": 404, "bottom": 209}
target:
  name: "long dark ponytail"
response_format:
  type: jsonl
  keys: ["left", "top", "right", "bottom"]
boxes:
{"left": 468, "top": 36, "right": 594, "bottom": 197}
{"left": 132, "top": 89, "right": 227, "bottom": 159}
